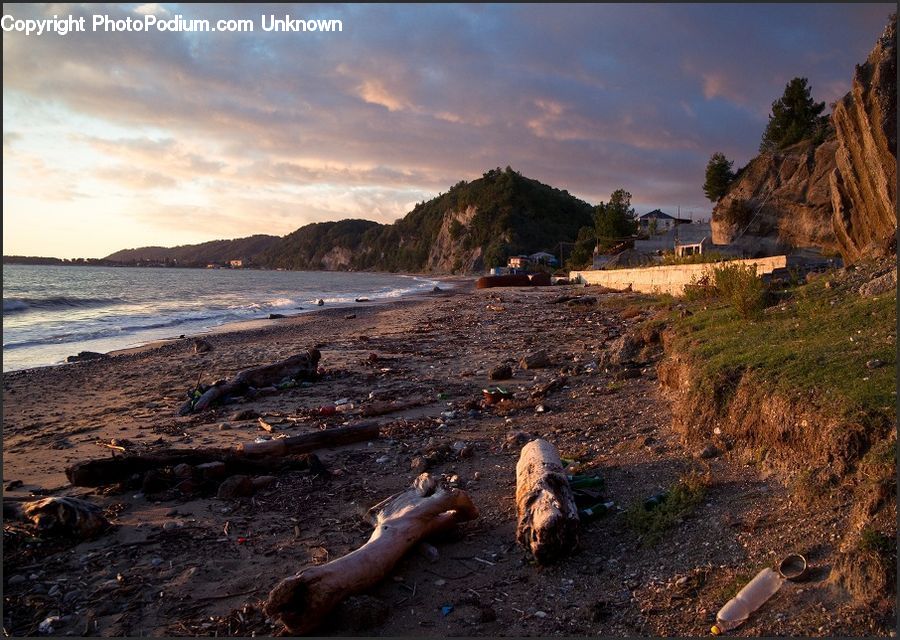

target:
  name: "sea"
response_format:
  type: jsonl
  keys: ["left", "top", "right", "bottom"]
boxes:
{"left": 2, "top": 265, "right": 440, "bottom": 372}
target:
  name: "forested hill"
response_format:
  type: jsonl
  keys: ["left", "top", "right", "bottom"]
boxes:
{"left": 98, "top": 167, "right": 594, "bottom": 273}
{"left": 260, "top": 167, "right": 595, "bottom": 272}
{"left": 103, "top": 234, "right": 279, "bottom": 266}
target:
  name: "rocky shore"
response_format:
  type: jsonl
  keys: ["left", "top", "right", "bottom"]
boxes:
{"left": 2, "top": 282, "right": 893, "bottom": 636}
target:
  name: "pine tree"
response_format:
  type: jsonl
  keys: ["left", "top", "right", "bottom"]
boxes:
{"left": 703, "top": 152, "right": 735, "bottom": 202}
{"left": 759, "top": 77, "right": 827, "bottom": 152}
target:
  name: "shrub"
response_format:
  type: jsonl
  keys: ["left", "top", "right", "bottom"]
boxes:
{"left": 625, "top": 471, "right": 710, "bottom": 546}
{"left": 712, "top": 263, "right": 766, "bottom": 320}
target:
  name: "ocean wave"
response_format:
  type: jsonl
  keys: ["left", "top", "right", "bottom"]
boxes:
{"left": 3, "top": 295, "right": 124, "bottom": 313}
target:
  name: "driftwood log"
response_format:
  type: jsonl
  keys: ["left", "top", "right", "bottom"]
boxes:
{"left": 66, "top": 422, "right": 379, "bottom": 487}
{"left": 515, "top": 438, "right": 579, "bottom": 564}
{"left": 4, "top": 497, "right": 109, "bottom": 538}
{"left": 179, "top": 348, "right": 321, "bottom": 414}
{"left": 265, "top": 473, "right": 478, "bottom": 635}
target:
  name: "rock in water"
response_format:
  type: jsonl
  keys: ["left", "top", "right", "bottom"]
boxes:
{"left": 66, "top": 351, "right": 108, "bottom": 363}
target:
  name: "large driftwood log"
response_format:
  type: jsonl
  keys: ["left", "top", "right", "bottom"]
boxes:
{"left": 265, "top": 473, "right": 478, "bottom": 635}
{"left": 66, "top": 422, "right": 378, "bottom": 487}
{"left": 179, "top": 348, "right": 321, "bottom": 414}
{"left": 515, "top": 438, "right": 579, "bottom": 564}
{"left": 4, "top": 497, "right": 109, "bottom": 538}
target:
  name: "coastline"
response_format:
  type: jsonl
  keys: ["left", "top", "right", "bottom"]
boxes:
{"left": 102, "top": 275, "right": 471, "bottom": 360}
{"left": 3, "top": 271, "right": 469, "bottom": 374}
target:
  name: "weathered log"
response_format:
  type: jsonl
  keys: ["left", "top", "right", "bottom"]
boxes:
{"left": 5, "top": 496, "right": 109, "bottom": 538}
{"left": 265, "top": 473, "right": 478, "bottom": 635}
{"left": 179, "top": 348, "right": 320, "bottom": 414}
{"left": 515, "top": 438, "right": 579, "bottom": 564}
{"left": 66, "top": 422, "right": 378, "bottom": 487}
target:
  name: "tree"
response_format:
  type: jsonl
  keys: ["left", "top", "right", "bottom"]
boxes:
{"left": 594, "top": 189, "right": 637, "bottom": 250}
{"left": 703, "top": 152, "right": 736, "bottom": 202}
{"left": 566, "top": 225, "right": 597, "bottom": 269}
{"left": 759, "top": 77, "right": 827, "bottom": 152}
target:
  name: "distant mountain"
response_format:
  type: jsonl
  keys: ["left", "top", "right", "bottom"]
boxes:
{"left": 259, "top": 167, "right": 595, "bottom": 273}
{"left": 103, "top": 234, "right": 279, "bottom": 266}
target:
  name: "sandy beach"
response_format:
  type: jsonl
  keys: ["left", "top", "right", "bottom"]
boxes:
{"left": 2, "top": 282, "right": 890, "bottom": 636}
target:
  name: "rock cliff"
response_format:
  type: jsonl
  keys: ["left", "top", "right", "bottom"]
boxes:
{"left": 711, "top": 16, "right": 896, "bottom": 262}
{"left": 829, "top": 16, "right": 897, "bottom": 262}
{"left": 425, "top": 206, "right": 485, "bottom": 273}
{"left": 710, "top": 139, "right": 839, "bottom": 256}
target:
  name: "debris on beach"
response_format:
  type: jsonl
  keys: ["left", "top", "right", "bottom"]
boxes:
{"left": 178, "top": 348, "right": 321, "bottom": 414}
{"left": 265, "top": 473, "right": 478, "bottom": 634}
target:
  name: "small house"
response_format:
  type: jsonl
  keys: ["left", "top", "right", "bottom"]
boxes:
{"left": 229, "top": 259, "right": 243, "bottom": 268}
{"left": 528, "top": 251, "right": 559, "bottom": 266}
{"left": 639, "top": 210, "right": 692, "bottom": 234}
{"left": 507, "top": 255, "right": 530, "bottom": 269}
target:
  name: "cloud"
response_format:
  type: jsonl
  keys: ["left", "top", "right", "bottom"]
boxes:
{"left": 1, "top": 2, "right": 893, "bottom": 256}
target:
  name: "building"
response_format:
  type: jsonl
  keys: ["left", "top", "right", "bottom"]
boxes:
{"left": 229, "top": 259, "right": 243, "bottom": 268}
{"left": 634, "top": 221, "right": 712, "bottom": 254}
{"left": 507, "top": 255, "right": 530, "bottom": 269}
{"left": 528, "top": 251, "right": 559, "bottom": 266}
{"left": 638, "top": 210, "right": 692, "bottom": 234}
{"left": 674, "top": 237, "right": 713, "bottom": 257}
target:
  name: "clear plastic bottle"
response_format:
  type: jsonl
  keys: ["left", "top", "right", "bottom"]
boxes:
{"left": 711, "top": 568, "right": 784, "bottom": 635}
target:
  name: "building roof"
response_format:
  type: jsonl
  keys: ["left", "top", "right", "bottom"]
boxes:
{"left": 639, "top": 209, "right": 693, "bottom": 224}
{"left": 639, "top": 209, "right": 675, "bottom": 220}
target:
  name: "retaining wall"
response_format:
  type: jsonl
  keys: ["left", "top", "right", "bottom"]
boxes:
{"left": 569, "top": 255, "right": 793, "bottom": 295}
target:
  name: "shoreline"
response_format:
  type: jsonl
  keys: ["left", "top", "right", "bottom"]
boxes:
{"left": 3, "top": 274, "right": 471, "bottom": 375}
{"left": 108, "top": 276, "right": 470, "bottom": 359}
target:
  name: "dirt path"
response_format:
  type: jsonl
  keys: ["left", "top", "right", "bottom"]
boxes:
{"left": 2, "top": 285, "right": 889, "bottom": 636}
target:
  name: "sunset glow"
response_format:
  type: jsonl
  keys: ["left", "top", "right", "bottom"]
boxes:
{"left": 2, "top": 3, "right": 892, "bottom": 258}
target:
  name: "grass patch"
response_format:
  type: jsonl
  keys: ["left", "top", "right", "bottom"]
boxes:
{"left": 858, "top": 527, "right": 893, "bottom": 555}
{"left": 625, "top": 471, "right": 709, "bottom": 545}
{"left": 668, "top": 276, "right": 896, "bottom": 423}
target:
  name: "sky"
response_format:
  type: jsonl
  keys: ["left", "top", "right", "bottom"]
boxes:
{"left": 2, "top": 3, "right": 893, "bottom": 258}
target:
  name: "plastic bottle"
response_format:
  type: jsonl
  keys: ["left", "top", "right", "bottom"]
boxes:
{"left": 711, "top": 568, "right": 784, "bottom": 635}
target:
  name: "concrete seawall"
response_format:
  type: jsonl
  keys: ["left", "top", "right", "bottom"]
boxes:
{"left": 570, "top": 255, "right": 793, "bottom": 295}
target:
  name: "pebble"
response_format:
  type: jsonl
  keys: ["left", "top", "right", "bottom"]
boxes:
{"left": 218, "top": 422, "right": 231, "bottom": 431}
{"left": 866, "top": 359, "right": 885, "bottom": 369}
{"left": 375, "top": 455, "right": 390, "bottom": 464}
{"left": 534, "top": 610, "right": 548, "bottom": 619}
{"left": 150, "top": 557, "right": 164, "bottom": 567}
{"left": 8, "top": 575, "right": 26, "bottom": 586}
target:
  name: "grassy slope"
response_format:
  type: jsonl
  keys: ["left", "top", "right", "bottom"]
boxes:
{"left": 668, "top": 276, "right": 896, "bottom": 424}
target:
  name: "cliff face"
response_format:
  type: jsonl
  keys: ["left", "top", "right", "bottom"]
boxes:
{"left": 712, "top": 16, "right": 897, "bottom": 262}
{"left": 829, "top": 17, "right": 897, "bottom": 262}
{"left": 425, "top": 205, "right": 485, "bottom": 273}
{"left": 710, "top": 139, "right": 839, "bottom": 256}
